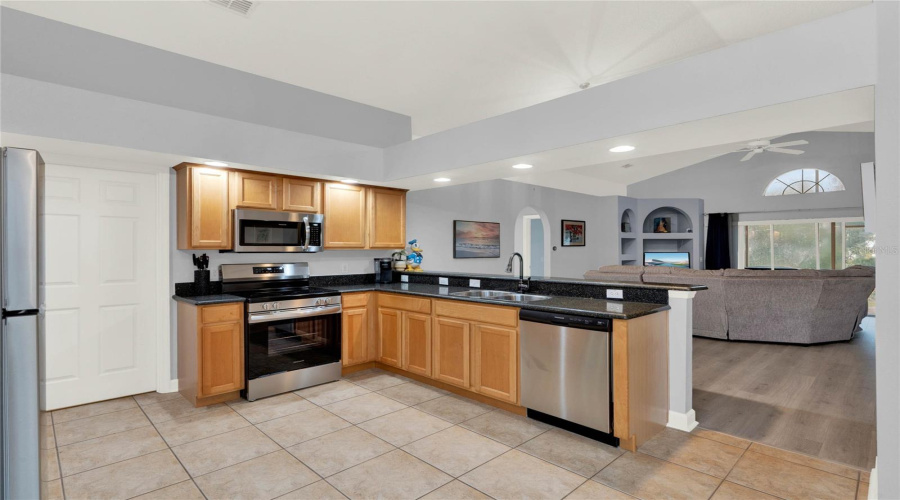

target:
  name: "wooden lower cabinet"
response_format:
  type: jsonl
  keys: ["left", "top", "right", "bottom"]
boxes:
{"left": 342, "top": 307, "right": 369, "bottom": 367}
{"left": 199, "top": 321, "right": 244, "bottom": 397}
{"left": 402, "top": 312, "right": 432, "bottom": 377}
{"left": 472, "top": 324, "right": 518, "bottom": 404}
{"left": 432, "top": 317, "right": 471, "bottom": 388}
{"left": 378, "top": 308, "right": 402, "bottom": 367}
{"left": 177, "top": 301, "right": 244, "bottom": 407}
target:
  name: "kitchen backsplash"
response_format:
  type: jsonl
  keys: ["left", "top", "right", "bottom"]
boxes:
{"left": 171, "top": 249, "right": 395, "bottom": 286}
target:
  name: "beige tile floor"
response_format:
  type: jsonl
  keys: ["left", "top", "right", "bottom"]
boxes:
{"left": 40, "top": 369, "right": 871, "bottom": 500}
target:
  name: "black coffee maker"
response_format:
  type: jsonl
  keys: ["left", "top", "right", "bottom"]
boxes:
{"left": 374, "top": 258, "right": 393, "bottom": 283}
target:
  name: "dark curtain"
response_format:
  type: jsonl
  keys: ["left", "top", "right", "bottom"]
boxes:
{"left": 705, "top": 213, "right": 731, "bottom": 270}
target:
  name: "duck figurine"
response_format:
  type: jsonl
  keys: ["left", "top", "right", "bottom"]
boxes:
{"left": 406, "top": 239, "right": 424, "bottom": 272}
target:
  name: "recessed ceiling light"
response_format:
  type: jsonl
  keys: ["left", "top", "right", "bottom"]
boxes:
{"left": 512, "top": 163, "right": 533, "bottom": 169}
{"left": 340, "top": 179, "right": 358, "bottom": 184}
{"left": 609, "top": 145, "right": 635, "bottom": 153}
{"left": 434, "top": 178, "right": 451, "bottom": 183}
{"left": 204, "top": 161, "right": 228, "bottom": 167}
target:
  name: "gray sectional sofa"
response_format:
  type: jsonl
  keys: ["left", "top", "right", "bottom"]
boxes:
{"left": 584, "top": 265, "right": 875, "bottom": 344}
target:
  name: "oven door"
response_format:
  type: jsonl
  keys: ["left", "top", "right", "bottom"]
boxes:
{"left": 246, "top": 305, "right": 341, "bottom": 381}
{"left": 234, "top": 209, "right": 323, "bottom": 253}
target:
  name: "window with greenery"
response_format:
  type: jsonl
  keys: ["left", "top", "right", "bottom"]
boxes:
{"left": 742, "top": 220, "right": 874, "bottom": 270}
{"left": 764, "top": 169, "right": 846, "bottom": 196}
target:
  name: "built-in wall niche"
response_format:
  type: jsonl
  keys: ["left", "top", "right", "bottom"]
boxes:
{"left": 620, "top": 209, "right": 635, "bottom": 234}
{"left": 642, "top": 207, "right": 693, "bottom": 234}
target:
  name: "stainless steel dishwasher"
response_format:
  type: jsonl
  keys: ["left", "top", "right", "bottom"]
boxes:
{"left": 519, "top": 309, "right": 617, "bottom": 446}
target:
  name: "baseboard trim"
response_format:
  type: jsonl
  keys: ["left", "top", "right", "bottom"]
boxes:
{"left": 667, "top": 409, "right": 699, "bottom": 432}
{"left": 868, "top": 460, "right": 877, "bottom": 500}
{"left": 159, "top": 379, "right": 179, "bottom": 393}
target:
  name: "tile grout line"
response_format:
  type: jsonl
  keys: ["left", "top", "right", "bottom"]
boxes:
{"left": 134, "top": 395, "right": 214, "bottom": 500}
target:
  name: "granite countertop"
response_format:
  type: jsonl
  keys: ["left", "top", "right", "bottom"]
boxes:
{"left": 395, "top": 270, "right": 707, "bottom": 292}
{"left": 172, "top": 294, "right": 245, "bottom": 306}
{"left": 330, "top": 283, "right": 668, "bottom": 320}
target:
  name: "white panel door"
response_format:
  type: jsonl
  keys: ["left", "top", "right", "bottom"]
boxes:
{"left": 41, "top": 165, "right": 158, "bottom": 410}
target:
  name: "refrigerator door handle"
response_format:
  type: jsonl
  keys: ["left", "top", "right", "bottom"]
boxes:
{"left": 1, "top": 150, "right": 8, "bottom": 310}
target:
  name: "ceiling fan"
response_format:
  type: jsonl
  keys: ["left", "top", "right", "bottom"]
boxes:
{"left": 732, "top": 139, "right": 808, "bottom": 162}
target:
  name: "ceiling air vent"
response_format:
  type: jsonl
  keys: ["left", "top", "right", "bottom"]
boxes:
{"left": 209, "top": 0, "right": 257, "bottom": 17}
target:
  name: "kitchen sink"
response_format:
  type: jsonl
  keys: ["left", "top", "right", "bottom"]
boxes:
{"left": 450, "top": 290, "right": 551, "bottom": 302}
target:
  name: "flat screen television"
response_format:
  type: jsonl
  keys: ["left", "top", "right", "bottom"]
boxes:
{"left": 643, "top": 252, "right": 691, "bottom": 268}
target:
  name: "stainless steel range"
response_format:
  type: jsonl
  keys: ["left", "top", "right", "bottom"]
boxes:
{"left": 220, "top": 262, "right": 341, "bottom": 401}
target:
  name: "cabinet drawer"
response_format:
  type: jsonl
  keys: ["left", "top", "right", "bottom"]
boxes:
{"left": 434, "top": 300, "right": 517, "bottom": 327}
{"left": 378, "top": 293, "right": 431, "bottom": 314}
{"left": 342, "top": 293, "right": 370, "bottom": 309}
{"left": 200, "top": 303, "right": 243, "bottom": 324}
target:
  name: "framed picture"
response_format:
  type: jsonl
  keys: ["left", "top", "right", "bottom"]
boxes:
{"left": 453, "top": 220, "right": 501, "bottom": 258}
{"left": 561, "top": 220, "right": 586, "bottom": 247}
{"left": 653, "top": 217, "right": 671, "bottom": 233}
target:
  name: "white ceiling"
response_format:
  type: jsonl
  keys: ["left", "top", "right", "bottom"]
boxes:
{"left": 388, "top": 86, "right": 874, "bottom": 193}
{"left": 3, "top": 0, "right": 868, "bottom": 138}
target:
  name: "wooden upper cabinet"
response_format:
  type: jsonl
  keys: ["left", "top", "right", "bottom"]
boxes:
{"left": 231, "top": 171, "right": 278, "bottom": 210}
{"left": 472, "top": 324, "right": 518, "bottom": 404}
{"left": 378, "top": 308, "right": 402, "bottom": 368}
{"left": 174, "top": 164, "right": 405, "bottom": 251}
{"left": 323, "top": 183, "right": 367, "bottom": 248}
{"left": 282, "top": 178, "right": 321, "bottom": 213}
{"left": 402, "top": 312, "right": 432, "bottom": 377}
{"left": 176, "top": 165, "right": 231, "bottom": 250}
{"left": 433, "top": 317, "right": 471, "bottom": 388}
{"left": 368, "top": 188, "right": 406, "bottom": 249}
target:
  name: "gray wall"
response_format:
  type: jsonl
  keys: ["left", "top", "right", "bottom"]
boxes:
{"left": 406, "top": 180, "right": 619, "bottom": 279}
{"left": 627, "top": 131, "right": 873, "bottom": 221}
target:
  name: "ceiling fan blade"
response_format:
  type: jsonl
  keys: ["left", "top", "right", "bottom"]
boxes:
{"left": 768, "top": 148, "right": 804, "bottom": 155}
{"left": 769, "top": 140, "right": 808, "bottom": 148}
{"left": 741, "top": 151, "right": 758, "bottom": 162}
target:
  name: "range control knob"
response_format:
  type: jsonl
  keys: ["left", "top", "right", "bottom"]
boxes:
{"left": 315, "top": 298, "right": 325, "bottom": 306}
{"left": 262, "top": 303, "right": 270, "bottom": 311}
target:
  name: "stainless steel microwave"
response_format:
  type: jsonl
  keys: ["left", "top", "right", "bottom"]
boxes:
{"left": 234, "top": 209, "right": 324, "bottom": 253}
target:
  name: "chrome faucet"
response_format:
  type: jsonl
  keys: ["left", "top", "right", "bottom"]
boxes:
{"left": 506, "top": 252, "right": 530, "bottom": 292}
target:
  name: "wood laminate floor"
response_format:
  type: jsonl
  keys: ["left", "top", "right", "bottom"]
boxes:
{"left": 693, "top": 317, "right": 876, "bottom": 470}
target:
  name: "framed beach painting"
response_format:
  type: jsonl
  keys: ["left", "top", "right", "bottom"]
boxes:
{"left": 561, "top": 220, "right": 586, "bottom": 247}
{"left": 453, "top": 220, "right": 501, "bottom": 258}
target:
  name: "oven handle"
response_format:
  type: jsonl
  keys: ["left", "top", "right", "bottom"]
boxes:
{"left": 248, "top": 304, "right": 342, "bottom": 324}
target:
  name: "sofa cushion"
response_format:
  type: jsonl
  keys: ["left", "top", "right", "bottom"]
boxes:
{"left": 584, "top": 270, "right": 643, "bottom": 283}
{"left": 596, "top": 265, "right": 645, "bottom": 274}
{"left": 669, "top": 268, "right": 725, "bottom": 277}
{"left": 816, "top": 265, "right": 875, "bottom": 278}
{"left": 724, "top": 269, "right": 820, "bottom": 278}
{"left": 642, "top": 267, "right": 672, "bottom": 276}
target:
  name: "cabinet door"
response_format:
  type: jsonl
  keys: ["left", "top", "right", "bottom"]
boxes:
{"left": 231, "top": 171, "right": 278, "bottom": 210}
{"left": 378, "top": 308, "right": 402, "bottom": 367}
{"left": 367, "top": 188, "right": 406, "bottom": 249}
{"left": 402, "top": 312, "right": 432, "bottom": 377}
{"left": 472, "top": 324, "right": 518, "bottom": 403}
{"left": 323, "top": 183, "right": 367, "bottom": 248}
{"left": 342, "top": 308, "right": 369, "bottom": 367}
{"left": 433, "top": 317, "right": 470, "bottom": 388}
{"left": 282, "top": 178, "right": 321, "bottom": 212}
{"left": 199, "top": 321, "right": 243, "bottom": 397}
{"left": 190, "top": 167, "right": 231, "bottom": 249}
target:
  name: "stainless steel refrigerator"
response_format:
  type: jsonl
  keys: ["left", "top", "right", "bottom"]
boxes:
{"left": 1, "top": 147, "right": 44, "bottom": 499}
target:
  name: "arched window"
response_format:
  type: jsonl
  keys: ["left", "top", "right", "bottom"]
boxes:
{"left": 764, "top": 169, "right": 845, "bottom": 196}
